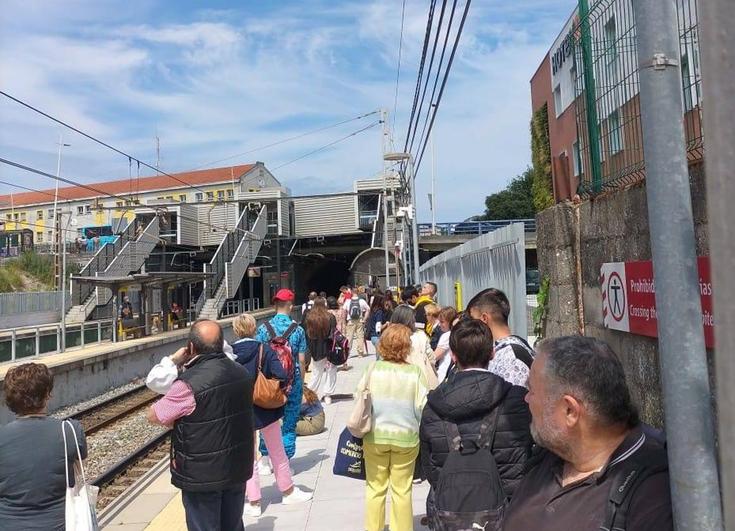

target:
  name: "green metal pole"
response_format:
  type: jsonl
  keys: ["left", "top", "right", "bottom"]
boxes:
{"left": 578, "top": 0, "right": 603, "bottom": 193}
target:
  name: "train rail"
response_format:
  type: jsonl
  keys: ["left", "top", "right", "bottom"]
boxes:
{"left": 67, "top": 384, "right": 159, "bottom": 435}
{"left": 93, "top": 430, "right": 171, "bottom": 510}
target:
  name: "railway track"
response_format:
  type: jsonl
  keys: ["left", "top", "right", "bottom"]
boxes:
{"left": 68, "top": 384, "right": 159, "bottom": 435}
{"left": 94, "top": 430, "right": 171, "bottom": 510}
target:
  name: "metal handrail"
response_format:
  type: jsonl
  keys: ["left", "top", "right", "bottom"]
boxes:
{"left": 0, "top": 318, "right": 115, "bottom": 363}
{"left": 417, "top": 219, "right": 537, "bottom": 236}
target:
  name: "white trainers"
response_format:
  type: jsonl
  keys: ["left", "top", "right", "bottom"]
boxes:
{"left": 323, "top": 395, "right": 332, "bottom": 405}
{"left": 243, "top": 503, "right": 261, "bottom": 518}
{"left": 282, "top": 486, "right": 313, "bottom": 505}
{"left": 258, "top": 456, "right": 273, "bottom": 476}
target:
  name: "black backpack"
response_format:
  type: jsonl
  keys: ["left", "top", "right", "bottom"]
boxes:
{"left": 433, "top": 396, "right": 508, "bottom": 531}
{"left": 348, "top": 299, "right": 362, "bottom": 320}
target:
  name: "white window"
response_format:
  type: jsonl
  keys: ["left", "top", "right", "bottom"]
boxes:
{"left": 77, "top": 206, "right": 84, "bottom": 215}
{"left": 47, "top": 230, "right": 52, "bottom": 241}
{"left": 47, "top": 209, "right": 54, "bottom": 220}
{"left": 165, "top": 196, "right": 174, "bottom": 201}
{"left": 609, "top": 110, "right": 622, "bottom": 154}
{"left": 195, "top": 193, "right": 203, "bottom": 202}
{"left": 85, "top": 205, "right": 92, "bottom": 214}
{"left": 36, "top": 231, "right": 43, "bottom": 243}
{"left": 206, "top": 191, "right": 214, "bottom": 201}
{"left": 553, "top": 84, "right": 562, "bottom": 117}
{"left": 20, "top": 212, "right": 26, "bottom": 222}
{"left": 36, "top": 210, "right": 43, "bottom": 220}
{"left": 227, "top": 189, "right": 234, "bottom": 199}
{"left": 217, "top": 190, "right": 225, "bottom": 200}
{"left": 179, "top": 194, "right": 187, "bottom": 203}
{"left": 604, "top": 16, "right": 618, "bottom": 87}
{"left": 573, "top": 141, "right": 581, "bottom": 177}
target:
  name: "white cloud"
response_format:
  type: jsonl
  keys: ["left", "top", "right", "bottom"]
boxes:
{"left": 0, "top": 0, "right": 575, "bottom": 221}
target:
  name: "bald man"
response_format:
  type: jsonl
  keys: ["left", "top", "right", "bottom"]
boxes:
{"left": 147, "top": 320, "right": 254, "bottom": 531}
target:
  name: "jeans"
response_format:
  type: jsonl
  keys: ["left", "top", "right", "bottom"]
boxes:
{"left": 247, "top": 423, "right": 294, "bottom": 502}
{"left": 181, "top": 486, "right": 245, "bottom": 531}
{"left": 370, "top": 336, "right": 380, "bottom": 360}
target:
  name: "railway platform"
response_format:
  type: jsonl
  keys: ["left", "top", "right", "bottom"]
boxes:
{"left": 101, "top": 345, "right": 431, "bottom": 531}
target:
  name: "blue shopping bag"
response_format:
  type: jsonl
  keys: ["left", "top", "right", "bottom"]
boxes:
{"left": 333, "top": 427, "right": 365, "bottom": 480}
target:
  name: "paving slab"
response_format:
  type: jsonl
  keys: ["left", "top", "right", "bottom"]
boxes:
{"left": 107, "top": 342, "right": 432, "bottom": 531}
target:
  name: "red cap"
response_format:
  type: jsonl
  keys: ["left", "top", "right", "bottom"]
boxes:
{"left": 273, "top": 288, "right": 295, "bottom": 302}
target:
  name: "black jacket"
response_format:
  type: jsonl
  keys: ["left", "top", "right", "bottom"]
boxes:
{"left": 171, "top": 352, "right": 254, "bottom": 492}
{"left": 419, "top": 369, "right": 533, "bottom": 498}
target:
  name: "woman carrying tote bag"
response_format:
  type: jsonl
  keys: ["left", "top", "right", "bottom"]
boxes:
{"left": 0, "top": 363, "right": 90, "bottom": 531}
{"left": 231, "top": 313, "right": 313, "bottom": 519}
{"left": 352, "top": 325, "right": 428, "bottom": 531}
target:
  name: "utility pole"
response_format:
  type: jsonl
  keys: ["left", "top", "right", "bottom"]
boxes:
{"left": 633, "top": 1, "right": 723, "bottom": 529}
{"left": 700, "top": 0, "right": 735, "bottom": 527}
{"left": 409, "top": 156, "right": 420, "bottom": 284}
{"left": 155, "top": 135, "right": 160, "bottom": 170}
{"left": 52, "top": 134, "right": 70, "bottom": 263}
{"left": 430, "top": 104, "right": 437, "bottom": 234}
{"left": 380, "top": 108, "right": 392, "bottom": 290}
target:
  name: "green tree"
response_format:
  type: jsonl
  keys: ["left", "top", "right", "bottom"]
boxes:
{"left": 483, "top": 167, "right": 536, "bottom": 220}
{"left": 530, "top": 103, "right": 554, "bottom": 211}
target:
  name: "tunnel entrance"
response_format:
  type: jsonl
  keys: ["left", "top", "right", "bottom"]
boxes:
{"left": 291, "top": 254, "right": 351, "bottom": 301}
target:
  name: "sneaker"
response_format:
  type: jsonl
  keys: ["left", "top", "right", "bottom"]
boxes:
{"left": 243, "top": 503, "right": 261, "bottom": 518}
{"left": 282, "top": 486, "right": 313, "bottom": 505}
{"left": 323, "top": 395, "right": 332, "bottom": 405}
{"left": 258, "top": 456, "right": 273, "bottom": 476}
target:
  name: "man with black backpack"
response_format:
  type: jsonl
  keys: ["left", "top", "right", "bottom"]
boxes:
{"left": 503, "top": 336, "right": 673, "bottom": 531}
{"left": 419, "top": 319, "right": 533, "bottom": 530}
{"left": 467, "top": 288, "right": 535, "bottom": 387}
{"left": 342, "top": 292, "right": 369, "bottom": 358}
{"left": 255, "top": 289, "right": 307, "bottom": 474}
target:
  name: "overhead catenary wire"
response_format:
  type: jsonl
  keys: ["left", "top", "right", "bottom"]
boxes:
{"left": 192, "top": 110, "right": 380, "bottom": 171}
{"left": 406, "top": 0, "right": 449, "bottom": 156}
{"left": 412, "top": 0, "right": 471, "bottom": 177}
{"left": 0, "top": 157, "right": 257, "bottom": 239}
{"left": 402, "top": 0, "right": 439, "bottom": 155}
{"left": 0, "top": 90, "right": 211, "bottom": 196}
{"left": 413, "top": 0, "right": 459, "bottom": 158}
{"left": 392, "top": 0, "right": 407, "bottom": 135}
{"left": 271, "top": 121, "right": 381, "bottom": 170}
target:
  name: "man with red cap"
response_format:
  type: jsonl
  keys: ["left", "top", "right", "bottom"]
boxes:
{"left": 255, "top": 288, "right": 307, "bottom": 474}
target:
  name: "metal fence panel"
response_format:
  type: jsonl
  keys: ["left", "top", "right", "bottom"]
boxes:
{"left": 419, "top": 223, "right": 527, "bottom": 338}
{"left": 0, "top": 291, "right": 71, "bottom": 315}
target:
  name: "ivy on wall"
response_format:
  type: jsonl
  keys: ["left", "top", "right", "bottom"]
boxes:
{"left": 531, "top": 104, "right": 554, "bottom": 211}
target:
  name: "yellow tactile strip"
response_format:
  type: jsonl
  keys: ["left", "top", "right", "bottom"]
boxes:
{"left": 145, "top": 492, "right": 187, "bottom": 531}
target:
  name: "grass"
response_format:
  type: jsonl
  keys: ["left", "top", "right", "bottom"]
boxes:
{"left": 0, "top": 251, "right": 55, "bottom": 293}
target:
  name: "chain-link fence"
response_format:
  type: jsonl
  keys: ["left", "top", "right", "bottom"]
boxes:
{"left": 574, "top": 0, "right": 703, "bottom": 196}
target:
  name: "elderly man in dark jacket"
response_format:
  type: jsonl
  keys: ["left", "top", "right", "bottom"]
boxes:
{"left": 419, "top": 319, "right": 533, "bottom": 513}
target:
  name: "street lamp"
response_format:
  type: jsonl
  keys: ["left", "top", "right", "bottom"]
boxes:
{"left": 52, "top": 134, "right": 71, "bottom": 256}
{"left": 382, "top": 151, "right": 420, "bottom": 284}
{"left": 60, "top": 212, "right": 76, "bottom": 353}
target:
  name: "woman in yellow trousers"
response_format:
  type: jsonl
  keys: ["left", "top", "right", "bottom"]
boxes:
{"left": 357, "top": 324, "right": 428, "bottom": 531}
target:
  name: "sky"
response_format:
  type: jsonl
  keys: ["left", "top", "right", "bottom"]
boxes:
{"left": 0, "top": 0, "right": 575, "bottom": 222}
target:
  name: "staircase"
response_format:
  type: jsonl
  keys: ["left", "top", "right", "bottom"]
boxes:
{"left": 65, "top": 217, "right": 161, "bottom": 324}
{"left": 197, "top": 205, "right": 267, "bottom": 320}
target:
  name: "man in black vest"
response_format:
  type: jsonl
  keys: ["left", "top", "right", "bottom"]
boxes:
{"left": 147, "top": 320, "right": 254, "bottom": 531}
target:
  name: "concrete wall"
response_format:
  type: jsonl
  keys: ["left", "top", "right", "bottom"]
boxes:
{"left": 0, "top": 309, "right": 275, "bottom": 425}
{"left": 536, "top": 164, "right": 709, "bottom": 428}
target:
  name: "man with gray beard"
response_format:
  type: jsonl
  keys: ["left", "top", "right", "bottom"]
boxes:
{"left": 502, "top": 336, "right": 673, "bottom": 531}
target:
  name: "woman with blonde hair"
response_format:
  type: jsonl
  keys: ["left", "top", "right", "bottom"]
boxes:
{"left": 358, "top": 324, "right": 428, "bottom": 531}
{"left": 304, "top": 297, "right": 338, "bottom": 404}
{"left": 230, "top": 313, "right": 312, "bottom": 518}
{"left": 389, "top": 304, "right": 439, "bottom": 390}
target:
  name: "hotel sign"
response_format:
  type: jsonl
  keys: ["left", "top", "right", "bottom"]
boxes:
{"left": 600, "top": 257, "right": 714, "bottom": 348}
{"left": 552, "top": 30, "right": 575, "bottom": 75}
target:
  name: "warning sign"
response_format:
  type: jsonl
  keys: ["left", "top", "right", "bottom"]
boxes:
{"left": 600, "top": 257, "right": 714, "bottom": 348}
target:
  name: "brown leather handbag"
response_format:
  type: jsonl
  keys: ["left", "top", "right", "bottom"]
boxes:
{"left": 252, "top": 344, "right": 288, "bottom": 409}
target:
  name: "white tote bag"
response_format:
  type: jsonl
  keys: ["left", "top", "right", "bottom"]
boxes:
{"left": 62, "top": 420, "right": 99, "bottom": 531}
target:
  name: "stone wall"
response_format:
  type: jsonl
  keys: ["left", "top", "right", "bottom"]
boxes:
{"left": 537, "top": 164, "right": 710, "bottom": 428}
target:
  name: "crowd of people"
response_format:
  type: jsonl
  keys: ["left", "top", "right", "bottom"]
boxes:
{"left": 0, "top": 281, "right": 674, "bottom": 531}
